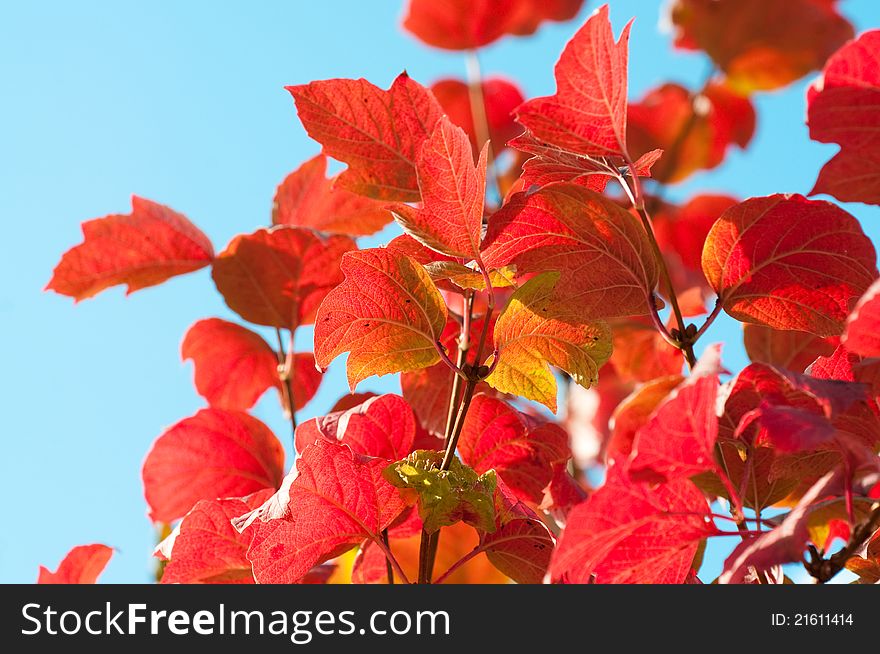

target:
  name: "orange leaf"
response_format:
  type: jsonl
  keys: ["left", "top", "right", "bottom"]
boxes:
{"left": 38, "top": 544, "right": 113, "bottom": 584}
{"left": 272, "top": 154, "right": 392, "bottom": 236}
{"left": 212, "top": 226, "right": 355, "bottom": 329}
{"left": 288, "top": 73, "right": 443, "bottom": 202}
{"left": 486, "top": 272, "right": 612, "bottom": 411}
{"left": 314, "top": 248, "right": 448, "bottom": 390}
{"left": 47, "top": 196, "right": 213, "bottom": 301}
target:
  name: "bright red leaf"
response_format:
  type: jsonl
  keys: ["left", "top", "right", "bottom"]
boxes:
{"left": 38, "top": 544, "right": 113, "bottom": 584}
{"left": 808, "top": 31, "right": 880, "bottom": 205}
{"left": 272, "top": 154, "right": 392, "bottom": 236}
{"left": 389, "top": 116, "right": 488, "bottom": 259}
{"left": 431, "top": 77, "right": 525, "bottom": 154}
{"left": 155, "top": 489, "right": 273, "bottom": 584}
{"left": 459, "top": 394, "right": 569, "bottom": 503}
{"left": 212, "top": 226, "right": 355, "bottom": 329}
{"left": 313, "top": 248, "right": 448, "bottom": 390}
{"left": 142, "top": 408, "right": 285, "bottom": 523}
{"left": 701, "top": 194, "right": 877, "bottom": 337}
{"left": 844, "top": 277, "right": 880, "bottom": 357}
{"left": 607, "top": 375, "right": 683, "bottom": 464}
{"left": 550, "top": 465, "right": 717, "bottom": 583}
{"left": 669, "top": 0, "right": 854, "bottom": 93}
{"left": 482, "top": 183, "right": 659, "bottom": 319}
{"left": 516, "top": 5, "right": 631, "bottom": 158}
{"left": 288, "top": 73, "right": 443, "bottom": 201}
{"left": 242, "top": 440, "right": 411, "bottom": 584}
{"left": 47, "top": 196, "right": 213, "bottom": 301}
{"left": 294, "top": 394, "right": 416, "bottom": 461}
{"left": 402, "top": 0, "right": 583, "bottom": 51}
{"left": 181, "top": 318, "right": 320, "bottom": 411}
{"left": 744, "top": 324, "right": 839, "bottom": 373}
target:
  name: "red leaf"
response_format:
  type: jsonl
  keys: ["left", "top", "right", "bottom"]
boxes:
{"left": 431, "top": 77, "right": 525, "bottom": 154}
{"left": 459, "top": 394, "right": 569, "bottom": 503}
{"left": 808, "top": 31, "right": 880, "bottom": 205}
{"left": 482, "top": 183, "right": 659, "bottom": 319}
{"left": 607, "top": 375, "right": 683, "bottom": 464}
{"left": 155, "top": 489, "right": 273, "bottom": 584}
{"left": 550, "top": 465, "right": 716, "bottom": 583}
{"left": 628, "top": 82, "right": 755, "bottom": 183}
{"left": 38, "top": 544, "right": 113, "bottom": 584}
{"left": 701, "top": 194, "right": 877, "bottom": 336}
{"left": 294, "top": 394, "right": 416, "bottom": 461}
{"left": 844, "top": 277, "right": 880, "bottom": 357}
{"left": 47, "top": 196, "right": 213, "bottom": 301}
{"left": 719, "top": 470, "right": 841, "bottom": 583}
{"left": 540, "top": 463, "right": 588, "bottom": 523}
{"left": 241, "top": 440, "right": 410, "bottom": 584}
{"left": 181, "top": 318, "right": 320, "bottom": 411}
{"left": 629, "top": 375, "right": 719, "bottom": 484}
{"left": 508, "top": 133, "right": 624, "bottom": 193}
{"left": 669, "top": 0, "right": 853, "bottom": 93}
{"left": 402, "top": 0, "right": 583, "bottom": 51}
{"left": 516, "top": 5, "right": 631, "bottom": 158}
{"left": 142, "top": 409, "right": 285, "bottom": 523}
{"left": 288, "top": 73, "right": 443, "bottom": 202}
{"left": 212, "top": 226, "right": 355, "bottom": 329}
{"left": 744, "top": 324, "right": 839, "bottom": 373}
{"left": 389, "top": 116, "right": 488, "bottom": 259}
{"left": 272, "top": 154, "right": 392, "bottom": 236}
{"left": 609, "top": 318, "right": 683, "bottom": 383}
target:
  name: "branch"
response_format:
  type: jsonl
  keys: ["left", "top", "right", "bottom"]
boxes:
{"left": 804, "top": 502, "right": 880, "bottom": 584}
{"left": 275, "top": 327, "right": 297, "bottom": 447}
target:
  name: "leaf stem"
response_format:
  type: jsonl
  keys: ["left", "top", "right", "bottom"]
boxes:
{"left": 466, "top": 50, "right": 503, "bottom": 202}
{"left": 275, "top": 327, "right": 297, "bottom": 447}
{"left": 381, "top": 528, "right": 394, "bottom": 585}
{"left": 374, "top": 535, "right": 411, "bottom": 585}
{"left": 804, "top": 502, "right": 880, "bottom": 583}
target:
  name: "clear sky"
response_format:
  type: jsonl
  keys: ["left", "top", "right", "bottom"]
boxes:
{"left": 2, "top": 1, "right": 879, "bottom": 583}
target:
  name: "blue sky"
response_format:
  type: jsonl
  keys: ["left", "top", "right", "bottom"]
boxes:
{"left": 2, "top": 1, "right": 879, "bottom": 583}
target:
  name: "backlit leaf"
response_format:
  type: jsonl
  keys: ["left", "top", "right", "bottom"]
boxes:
{"left": 607, "top": 375, "right": 683, "bottom": 464}
{"left": 701, "top": 194, "right": 877, "bottom": 336}
{"left": 389, "top": 116, "right": 488, "bottom": 259}
{"left": 288, "top": 73, "right": 443, "bottom": 201}
{"left": 459, "top": 394, "right": 569, "bottom": 503}
{"left": 486, "top": 272, "right": 612, "bottom": 411}
{"left": 212, "top": 226, "right": 355, "bottom": 329}
{"left": 844, "top": 277, "right": 880, "bottom": 357}
{"left": 47, "top": 196, "right": 213, "bottom": 301}
{"left": 142, "top": 408, "right": 285, "bottom": 523}
{"left": 515, "top": 5, "right": 631, "bottom": 158}
{"left": 181, "top": 318, "right": 321, "bottom": 411}
{"left": 38, "top": 544, "right": 113, "bottom": 584}
{"left": 744, "top": 324, "right": 839, "bottom": 373}
{"left": 313, "top": 248, "right": 448, "bottom": 389}
{"left": 482, "top": 183, "right": 659, "bottom": 319}
{"left": 242, "top": 440, "right": 411, "bottom": 584}
{"left": 272, "top": 154, "right": 392, "bottom": 236}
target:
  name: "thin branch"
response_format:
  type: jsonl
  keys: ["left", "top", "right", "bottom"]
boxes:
{"left": 435, "top": 340, "right": 469, "bottom": 381}
{"left": 274, "top": 327, "right": 297, "bottom": 446}
{"left": 374, "top": 536, "right": 411, "bottom": 585}
{"left": 381, "top": 529, "right": 394, "bottom": 585}
{"left": 805, "top": 502, "right": 880, "bottom": 584}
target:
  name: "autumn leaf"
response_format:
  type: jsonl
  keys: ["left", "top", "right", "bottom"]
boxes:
{"left": 314, "top": 248, "right": 448, "bottom": 390}
{"left": 288, "top": 72, "right": 443, "bottom": 202}
{"left": 744, "top": 324, "right": 839, "bottom": 373}
{"left": 486, "top": 272, "right": 612, "bottom": 411}
{"left": 516, "top": 5, "right": 631, "bottom": 158}
{"left": 701, "top": 194, "right": 877, "bottom": 337}
{"left": 808, "top": 31, "right": 880, "bottom": 205}
{"left": 431, "top": 77, "right": 525, "bottom": 154}
{"left": 550, "top": 465, "right": 717, "bottom": 583}
{"left": 844, "top": 277, "right": 880, "bottom": 357}
{"left": 47, "top": 196, "right": 213, "bottom": 301}
{"left": 389, "top": 116, "right": 488, "bottom": 259}
{"left": 181, "top": 318, "right": 321, "bottom": 411}
{"left": 606, "top": 375, "right": 683, "bottom": 463}
{"left": 38, "top": 544, "right": 113, "bottom": 584}
{"left": 241, "top": 440, "right": 411, "bottom": 584}
{"left": 155, "top": 489, "right": 273, "bottom": 584}
{"left": 669, "top": 0, "right": 853, "bottom": 93}
{"left": 609, "top": 317, "right": 682, "bottom": 383}
{"left": 459, "top": 394, "right": 569, "bottom": 503}
{"left": 402, "top": 0, "right": 583, "bottom": 51}
{"left": 142, "top": 409, "right": 285, "bottom": 523}
{"left": 482, "top": 183, "right": 659, "bottom": 319}
{"left": 294, "top": 394, "right": 416, "bottom": 461}
{"left": 383, "top": 450, "right": 497, "bottom": 534}
{"left": 212, "top": 226, "right": 355, "bottom": 329}
{"left": 272, "top": 154, "right": 392, "bottom": 236}
{"left": 627, "top": 82, "right": 755, "bottom": 184}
